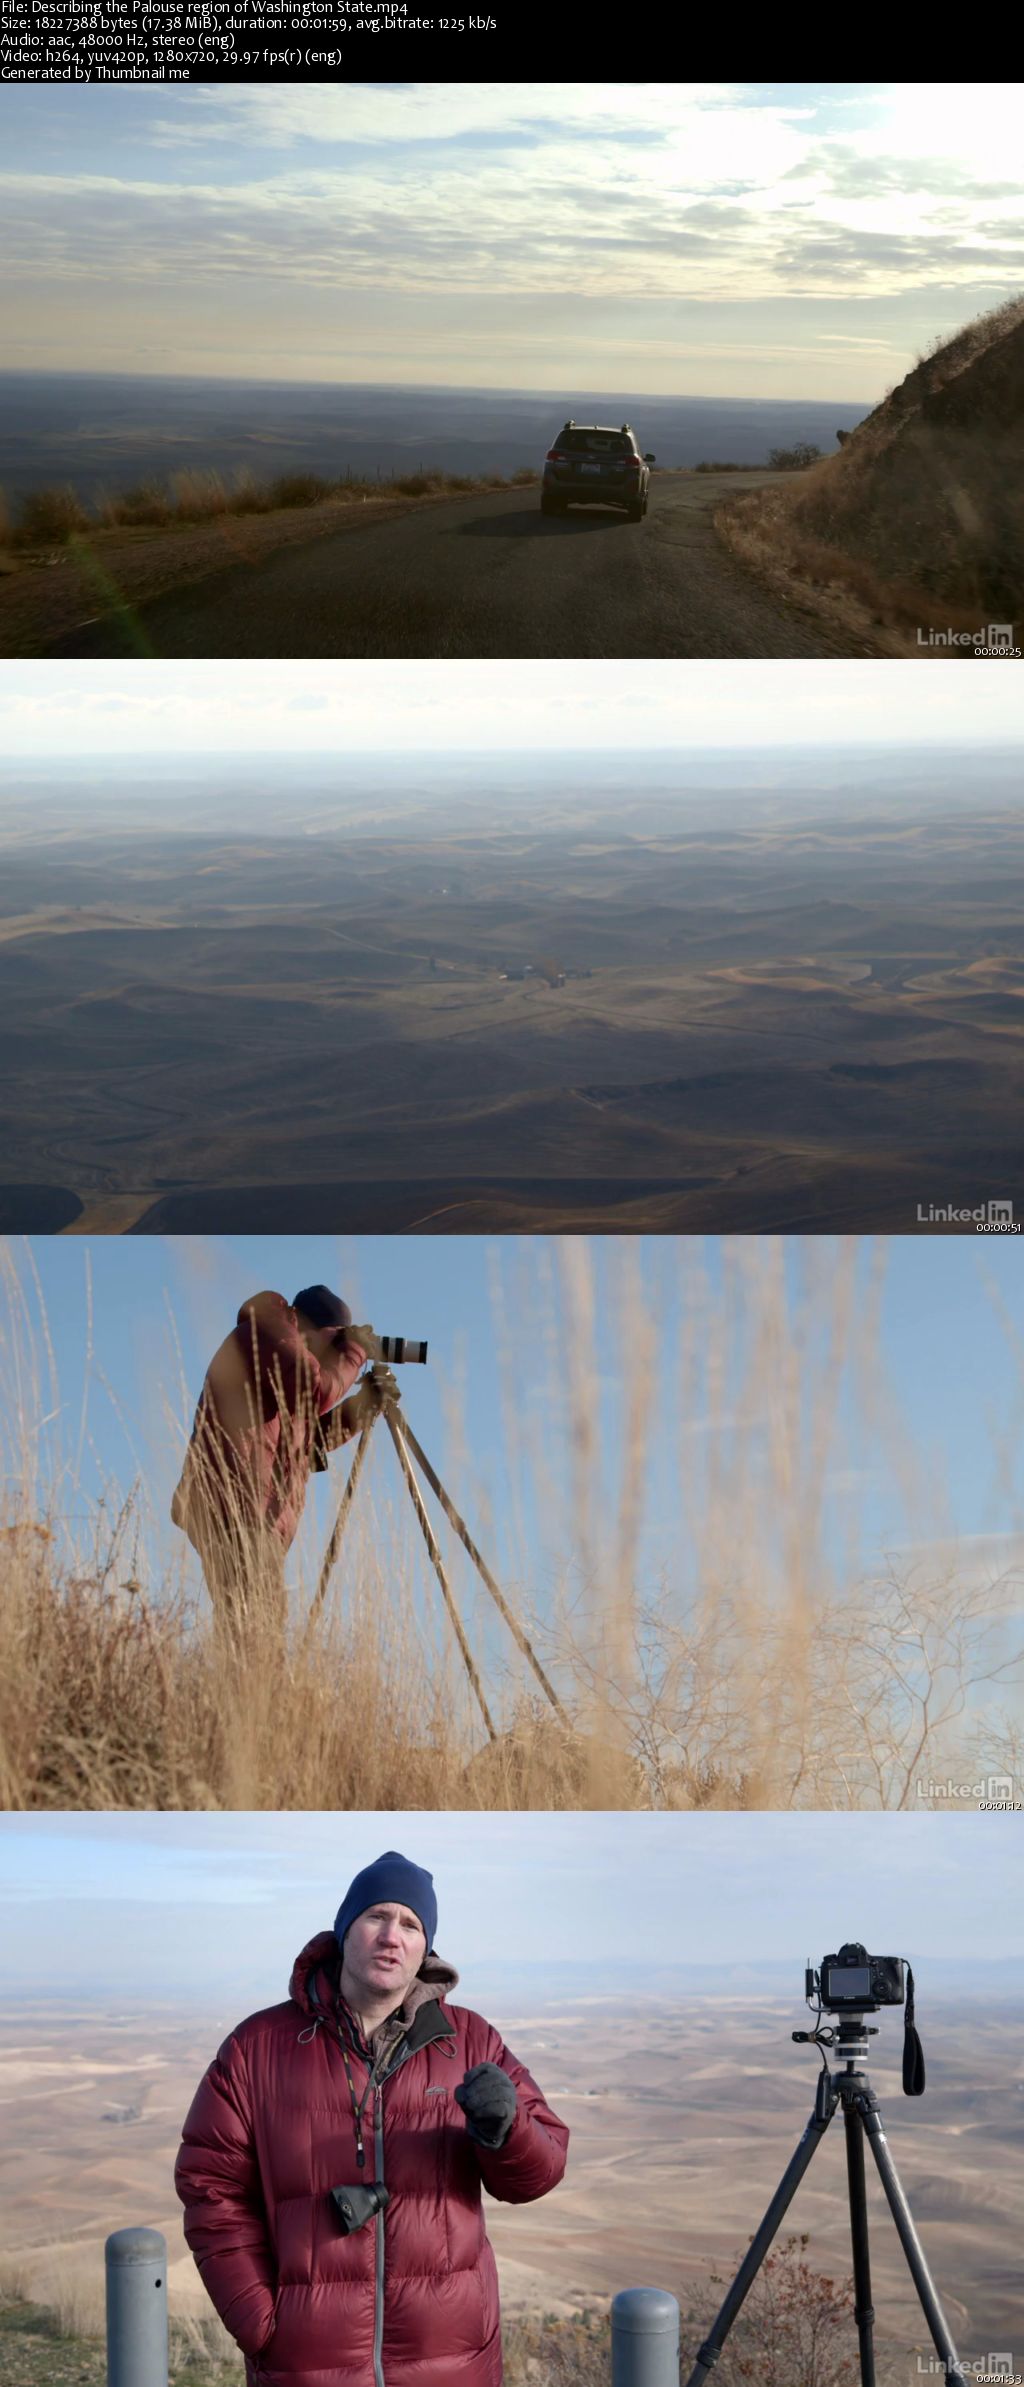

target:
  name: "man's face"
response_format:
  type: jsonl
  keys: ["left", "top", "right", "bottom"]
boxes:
{"left": 295, "top": 1318, "right": 351, "bottom": 1370}
{"left": 342, "top": 1903, "right": 427, "bottom": 2009}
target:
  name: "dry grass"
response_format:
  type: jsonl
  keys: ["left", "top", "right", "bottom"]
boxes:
{"left": 8, "top": 485, "right": 91, "bottom": 548}
{"left": 717, "top": 292, "right": 1024, "bottom": 641}
{"left": 0, "top": 1238, "right": 1021, "bottom": 1812}
{"left": 0, "top": 2266, "right": 241, "bottom": 2384}
{"left": 0, "top": 2239, "right": 912, "bottom": 2387}
{"left": 3, "top": 462, "right": 541, "bottom": 549}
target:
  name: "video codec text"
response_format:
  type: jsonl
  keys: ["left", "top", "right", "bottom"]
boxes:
{"left": 1, "top": 0, "right": 498, "bottom": 77}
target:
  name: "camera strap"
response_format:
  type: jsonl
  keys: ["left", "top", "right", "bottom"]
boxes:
{"left": 337, "top": 2028, "right": 378, "bottom": 2168}
{"left": 902, "top": 1964, "right": 925, "bottom": 2096}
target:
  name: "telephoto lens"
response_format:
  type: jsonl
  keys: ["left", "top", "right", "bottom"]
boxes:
{"left": 377, "top": 1337, "right": 428, "bottom": 1365}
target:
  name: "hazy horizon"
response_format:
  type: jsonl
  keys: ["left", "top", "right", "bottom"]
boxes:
{"left": 2, "top": 1813, "right": 1018, "bottom": 2002}
{"left": 0, "top": 659, "right": 1020, "bottom": 758}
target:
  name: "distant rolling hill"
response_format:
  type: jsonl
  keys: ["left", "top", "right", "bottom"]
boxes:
{"left": 0, "top": 372, "right": 870, "bottom": 504}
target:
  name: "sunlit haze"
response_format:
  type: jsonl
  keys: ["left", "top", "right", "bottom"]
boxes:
{"left": 2, "top": 82, "right": 1022, "bottom": 397}
{"left": 0, "top": 660, "right": 1020, "bottom": 755}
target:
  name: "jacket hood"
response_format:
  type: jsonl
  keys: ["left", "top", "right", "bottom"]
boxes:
{"left": 289, "top": 1929, "right": 459, "bottom": 2021}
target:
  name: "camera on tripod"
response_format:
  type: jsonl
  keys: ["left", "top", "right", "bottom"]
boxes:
{"left": 330, "top": 2181, "right": 389, "bottom": 2234}
{"left": 682, "top": 1942, "right": 961, "bottom": 2387}
{"left": 810, "top": 1942, "right": 905, "bottom": 2015}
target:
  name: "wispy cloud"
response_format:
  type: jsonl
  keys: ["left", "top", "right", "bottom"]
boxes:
{"left": 0, "top": 659, "right": 1022, "bottom": 755}
{"left": 0, "top": 84, "right": 1020, "bottom": 393}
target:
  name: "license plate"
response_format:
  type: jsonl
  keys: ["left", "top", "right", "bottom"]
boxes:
{"left": 581, "top": 462, "right": 601, "bottom": 475}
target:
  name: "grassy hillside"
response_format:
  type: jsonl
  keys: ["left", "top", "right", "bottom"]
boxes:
{"left": 718, "top": 294, "right": 1024, "bottom": 638}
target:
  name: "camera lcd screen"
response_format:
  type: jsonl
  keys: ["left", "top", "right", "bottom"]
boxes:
{"left": 828, "top": 1964, "right": 871, "bottom": 1999}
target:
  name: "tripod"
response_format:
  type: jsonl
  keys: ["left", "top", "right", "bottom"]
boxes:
{"left": 305, "top": 1365, "right": 566, "bottom": 1743}
{"left": 684, "top": 2016, "right": 965, "bottom": 2387}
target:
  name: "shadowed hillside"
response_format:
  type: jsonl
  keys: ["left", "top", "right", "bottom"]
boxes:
{"left": 719, "top": 295, "right": 1024, "bottom": 637}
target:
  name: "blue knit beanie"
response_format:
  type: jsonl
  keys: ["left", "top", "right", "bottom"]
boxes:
{"left": 333, "top": 1852, "right": 437, "bottom": 1955}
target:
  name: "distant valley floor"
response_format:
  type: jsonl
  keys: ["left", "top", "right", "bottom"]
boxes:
{"left": 1, "top": 795, "right": 1022, "bottom": 1236}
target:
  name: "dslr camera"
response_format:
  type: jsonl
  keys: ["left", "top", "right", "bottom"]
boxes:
{"left": 330, "top": 2181, "right": 389, "bottom": 2234}
{"left": 811, "top": 1942, "right": 905, "bottom": 2014}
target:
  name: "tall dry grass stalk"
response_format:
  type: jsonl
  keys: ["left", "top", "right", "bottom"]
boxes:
{"left": 0, "top": 2247, "right": 243, "bottom": 2380}
{"left": 6, "top": 465, "right": 543, "bottom": 545}
{"left": 0, "top": 1239, "right": 1020, "bottom": 1812}
{"left": 0, "top": 2242, "right": 902, "bottom": 2387}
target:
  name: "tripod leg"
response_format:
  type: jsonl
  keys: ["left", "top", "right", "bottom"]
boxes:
{"left": 843, "top": 2103, "right": 876, "bottom": 2387}
{"left": 683, "top": 2098, "right": 835, "bottom": 2387}
{"left": 395, "top": 1414, "right": 566, "bottom": 1721}
{"left": 305, "top": 1415, "right": 378, "bottom": 1636}
{"left": 859, "top": 2102, "right": 965, "bottom": 2383}
{"left": 383, "top": 1409, "right": 497, "bottom": 1743}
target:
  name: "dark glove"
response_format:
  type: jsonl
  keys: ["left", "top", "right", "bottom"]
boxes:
{"left": 454, "top": 2062, "right": 518, "bottom": 2148}
{"left": 344, "top": 1369, "right": 400, "bottom": 1431}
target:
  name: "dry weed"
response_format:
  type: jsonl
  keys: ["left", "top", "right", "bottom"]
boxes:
{"left": 1, "top": 1238, "right": 1020, "bottom": 1810}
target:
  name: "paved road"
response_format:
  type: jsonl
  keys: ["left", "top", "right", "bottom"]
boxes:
{"left": 46, "top": 474, "right": 878, "bottom": 659}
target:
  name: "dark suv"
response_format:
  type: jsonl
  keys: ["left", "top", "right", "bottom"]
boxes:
{"left": 541, "top": 421, "right": 655, "bottom": 520}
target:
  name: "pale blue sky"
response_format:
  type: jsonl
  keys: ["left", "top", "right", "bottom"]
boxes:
{"left": 1, "top": 84, "right": 1021, "bottom": 396}
{"left": 0, "top": 659, "right": 1021, "bottom": 753}
{"left": 0, "top": 1812, "right": 1018, "bottom": 2004}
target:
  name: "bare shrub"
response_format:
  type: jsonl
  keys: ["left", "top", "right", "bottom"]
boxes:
{"left": 503, "top": 2307, "right": 609, "bottom": 2384}
{"left": 99, "top": 480, "right": 174, "bottom": 527}
{"left": 266, "top": 472, "right": 333, "bottom": 508}
{"left": 684, "top": 2235, "right": 859, "bottom": 2387}
{"left": 226, "top": 468, "right": 274, "bottom": 515}
{"left": 170, "top": 470, "right": 230, "bottom": 521}
{"left": 13, "top": 484, "right": 90, "bottom": 546}
{"left": 392, "top": 471, "right": 444, "bottom": 496}
{"left": 767, "top": 444, "right": 824, "bottom": 471}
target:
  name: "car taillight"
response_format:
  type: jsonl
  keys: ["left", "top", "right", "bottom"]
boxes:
{"left": 545, "top": 449, "right": 566, "bottom": 462}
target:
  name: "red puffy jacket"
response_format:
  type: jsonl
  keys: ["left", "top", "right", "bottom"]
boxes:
{"left": 171, "top": 1292, "right": 365, "bottom": 1553}
{"left": 175, "top": 1933, "right": 568, "bottom": 2387}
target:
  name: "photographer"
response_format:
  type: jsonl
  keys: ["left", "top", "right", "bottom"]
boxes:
{"left": 170, "top": 1284, "right": 394, "bottom": 1650}
{"left": 175, "top": 1852, "right": 569, "bottom": 2387}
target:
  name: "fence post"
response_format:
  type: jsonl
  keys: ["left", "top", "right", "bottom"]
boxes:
{"left": 612, "top": 2286, "right": 680, "bottom": 2386}
{"left": 105, "top": 2228, "right": 168, "bottom": 2387}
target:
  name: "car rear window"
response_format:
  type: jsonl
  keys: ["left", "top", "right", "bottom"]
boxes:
{"left": 560, "top": 430, "right": 630, "bottom": 455}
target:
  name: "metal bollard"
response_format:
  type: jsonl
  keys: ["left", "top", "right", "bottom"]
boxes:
{"left": 612, "top": 2286, "right": 680, "bottom": 2387}
{"left": 105, "top": 2228, "right": 168, "bottom": 2387}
